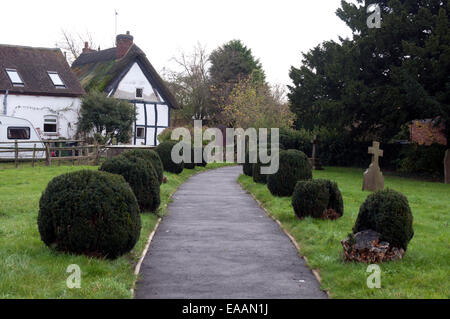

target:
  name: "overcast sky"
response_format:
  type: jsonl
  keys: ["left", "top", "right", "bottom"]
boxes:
{"left": 2, "top": 0, "right": 353, "bottom": 87}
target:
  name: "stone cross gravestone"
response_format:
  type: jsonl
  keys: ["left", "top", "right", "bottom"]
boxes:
{"left": 362, "top": 141, "right": 384, "bottom": 191}
{"left": 311, "top": 135, "right": 323, "bottom": 170}
{"left": 445, "top": 149, "right": 450, "bottom": 184}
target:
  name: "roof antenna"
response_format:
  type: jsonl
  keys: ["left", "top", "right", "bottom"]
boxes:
{"left": 115, "top": 9, "right": 118, "bottom": 39}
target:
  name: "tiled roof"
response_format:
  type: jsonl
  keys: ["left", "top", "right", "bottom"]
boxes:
{"left": 0, "top": 44, "right": 84, "bottom": 96}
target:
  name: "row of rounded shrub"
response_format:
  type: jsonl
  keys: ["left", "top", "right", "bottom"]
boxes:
{"left": 244, "top": 148, "right": 344, "bottom": 219}
{"left": 243, "top": 148, "right": 414, "bottom": 252}
{"left": 37, "top": 141, "right": 207, "bottom": 260}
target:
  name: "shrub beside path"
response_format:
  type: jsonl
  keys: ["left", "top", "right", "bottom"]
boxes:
{"left": 136, "top": 166, "right": 326, "bottom": 299}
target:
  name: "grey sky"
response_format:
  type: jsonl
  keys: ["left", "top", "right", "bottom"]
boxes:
{"left": 2, "top": 0, "right": 353, "bottom": 87}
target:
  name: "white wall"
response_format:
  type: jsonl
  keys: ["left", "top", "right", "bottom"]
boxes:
{"left": 1, "top": 93, "right": 81, "bottom": 140}
{"left": 113, "top": 62, "right": 171, "bottom": 146}
{"left": 114, "top": 62, "right": 163, "bottom": 102}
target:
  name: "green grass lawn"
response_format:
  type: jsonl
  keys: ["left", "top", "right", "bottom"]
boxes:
{"left": 0, "top": 161, "right": 232, "bottom": 298}
{"left": 238, "top": 166, "right": 450, "bottom": 299}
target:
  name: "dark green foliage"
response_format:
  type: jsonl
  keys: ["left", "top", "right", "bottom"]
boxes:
{"left": 38, "top": 170, "right": 141, "bottom": 259}
{"left": 210, "top": 39, "right": 266, "bottom": 87}
{"left": 353, "top": 189, "right": 414, "bottom": 250}
{"left": 184, "top": 147, "right": 196, "bottom": 169}
{"left": 267, "top": 150, "right": 312, "bottom": 196}
{"left": 288, "top": 1, "right": 450, "bottom": 145}
{"left": 279, "top": 126, "right": 446, "bottom": 178}
{"left": 292, "top": 179, "right": 344, "bottom": 219}
{"left": 99, "top": 155, "right": 160, "bottom": 212}
{"left": 242, "top": 148, "right": 254, "bottom": 176}
{"left": 279, "top": 128, "right": 313, "bottom": 152}
{"left": 155, "top": 141, "right": 184, "bottom": 174}
{"left": 195, "top": 147, "right": 208, "bottom": 167}
{"left": 78, "top": 90, "right": 136, "bottom": 144}
{"left": 252, "top": 162, "right": 267, "bottom": 184}
{"left": 121, "top": 149, "right": 164, "bottom": 184}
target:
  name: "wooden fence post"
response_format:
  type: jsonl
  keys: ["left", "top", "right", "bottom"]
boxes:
{"left": 14, "top": 140, "right": 18, "bottom": 168}
{"left": 94, "top": 142, "right": 100, "bottom": 166}
{"left": 77, "top": 142, "right": 82, "bottom": 166}
{"left": 45, "top": 143, "right": 51, "bottom": 166}
{"left": 72, "top": 146, "right": 75, "bottom": 166}
{"left": 32, "top": 144, "right": 36, "bottom": 168}
{"left": 58, "top": 143, "right": 61, "bottom": 166}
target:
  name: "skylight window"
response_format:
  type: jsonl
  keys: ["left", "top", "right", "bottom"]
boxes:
{"left": 47, "top": 71, "right": 65, "bottom": 88}
{"left": 5, "top": 69, "right": 24, "bottom": 86}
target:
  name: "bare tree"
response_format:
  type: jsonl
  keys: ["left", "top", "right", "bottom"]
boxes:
{"left": 163, "top": 43, "right": 217, "bottom": 123}
{"left": 56, "top": 29, "right": 97, "bottom": 65}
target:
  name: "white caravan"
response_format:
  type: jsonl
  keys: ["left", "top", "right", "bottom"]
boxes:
{"left": 0, "top": 115, "right": 45, "bottom": 159}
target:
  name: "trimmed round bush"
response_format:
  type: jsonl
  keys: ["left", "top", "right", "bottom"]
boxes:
{"left": 353, "top": 189, "right": 414, "bottom": 250}
{"left": 121, "top": 149, "right": 164, "bottom": 184}
{"left": 252, "top": 162, "right": 267, "bottom": 184}
{"left": 195, "top": 147, "right": 208, "bottom": 167}
{"left": 38, "top": 170, "right": 141, "bottom": 259}
{"left": 99, "top": 155, "right": 160, "bottom": 212}
{"left": 183, "top": 145, "right": 196, "bottom": 169}
{"left": 242, "top": 149, "right": 254, "bottom": 177}
{"left": 292, "top": 179, "right": 343, "bottom": 219}
{"left": 155, "top": 141, "right": 184, "bottom": 174}
{"left": 267, "top": 149, "right": 312, "bottom": 196}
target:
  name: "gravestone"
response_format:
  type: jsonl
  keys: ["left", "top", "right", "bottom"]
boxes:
{"left": 362, "top": 141, "right": 384, "bottom": 191}
{"left": 311, "top": 135, "right": 323, "bottom": 170}
{"left": 445, "top": 149, "right": 450, "bottom": 184}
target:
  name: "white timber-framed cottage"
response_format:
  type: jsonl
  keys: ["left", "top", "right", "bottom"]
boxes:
{"left": 71, "top": 32, "right": 178, "bottom": 146}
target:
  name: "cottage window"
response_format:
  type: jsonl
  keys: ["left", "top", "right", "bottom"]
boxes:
{"left": 47, "top": 71, "right": 66, "bottom": 88}
{"left": 5, "top": 69, "right": 24, "bottom": 86}
{"left": 7, "top": 127, "right": 30, "bottom": 140}
{"left": 43, "top": 116, "right": 58, "bottom": 134}
{"left": 136, "top": 127, "right": 145, "bottom": 139}
{"left": 136, "top": 88, "right": 143, "bottom": 99}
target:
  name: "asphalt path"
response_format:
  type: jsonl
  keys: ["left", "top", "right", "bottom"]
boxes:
{"left": 136, "top": 166, "right": 326, "bottom": 299}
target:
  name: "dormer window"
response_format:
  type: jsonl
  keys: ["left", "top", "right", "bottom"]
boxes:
{"left": 136, "top": 88, "right": 143, "bottom": 99}
{"left": 47, "top": 71, "right": 66, "bottom": 88}
{"left": 5, "top": 69, "right": 24, "bottom": 87}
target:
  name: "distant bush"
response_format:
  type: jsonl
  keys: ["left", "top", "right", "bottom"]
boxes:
{"left": 252, "top": 162, "right": 268, "bottom": 184}
{"left": 353, "top": 189, "right": 414, "bottom": 250}
{"left": 100, "top": 155, "right": 160, "bottom": 212}
{"left": 279, "top": 128, "right": 313, "bottom": 152}
{"left": 195, "top": 147, "right": 208, "bottom": 167}
{"left": 267, "top": 149, "right": 312, "bottom": 196}
{"left": 121, "top": 149, "right": 164, "bottom": 184}
{"left": 292, "top": 179, "right": 343, "bottom": 219}
{"left": 155, "top": 141, "right": 184, "bottom": 174}
{"left": 242, "top": 148, "right": 254, "bottom": 176}
{"left": 38, "top": 170, "right": 141, "bottom": 259}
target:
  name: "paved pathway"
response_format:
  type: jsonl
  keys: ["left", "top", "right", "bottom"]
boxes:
{"left": 136, "top": 166, "right": 326, "bottom": 299}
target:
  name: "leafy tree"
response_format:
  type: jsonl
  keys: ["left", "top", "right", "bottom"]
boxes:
{"left": 289, "top": 0, "right": 450, "bottom": 143}
{"left": 78, "top": 90, "right": 136, "bottom": 144}
{"left": 209, "top": 39, "right": 266, "bottom": 87}
{"left": 222, "top": 74, "right": 295, "bottom": 129}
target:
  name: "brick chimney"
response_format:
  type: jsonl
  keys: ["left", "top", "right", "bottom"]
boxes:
{"left": 82, "top": 42, "right": 96, "bottom": 54}
{"left": 116, "top": 31, "right": 133, "bottom": 59}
